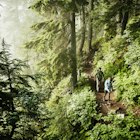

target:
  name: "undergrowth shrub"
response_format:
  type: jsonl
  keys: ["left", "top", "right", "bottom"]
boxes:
{"left": 41, "top": 76, "right": 98, "bottom": 140}
{"left": 114, "top": 38, "right": 140, "bottom": 105}
{"left": 93, "top": 36, "right": 127, "bottom": 78}
{"left": 67, "top": 87, "right": 97, "bottom": 130}
{"left": 114, "top": 66, "right": 140, "bottom": 105}
{"left": 86, "top": 114, "right": 140, "bottom": 140}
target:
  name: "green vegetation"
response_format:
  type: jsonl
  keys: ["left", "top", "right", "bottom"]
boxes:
{"left": 87, "top": 114, "right": 140, "bottom": 140}
{"left": 0, "top": 0, "right": 140, "bottom": 139}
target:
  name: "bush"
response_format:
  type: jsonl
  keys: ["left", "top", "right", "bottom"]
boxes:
{"left": 40, "top": 76, "right": 72, "bottom": 140}
{"left": 86, "top": 114, "right": 140, "bottom": 140}
{"left": 42, "top": 76, "right": 98, "bottom": 140}
{"left": 67, "top": 87, "right": 97, "bottom": 130}
{"left": 113, "top": 38, "right": 140, "bottom": 105}
{"left": 114, "top": 66, "right": 140, "bottom": 105}
{"left": 93, "top": 36, "right": 126, "bottom": 79}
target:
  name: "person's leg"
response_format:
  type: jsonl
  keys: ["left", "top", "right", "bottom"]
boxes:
{"left": 96, "top": 78, "right": 99, "bottom": 92}
{"left": 98, "top": 80, "right": 101, "bottom": 92}
{"left": 108, "top": 91, "right": 111, "bottom": 101}
{"left": 103, "top": 90, "right": 107, "bottom": 101}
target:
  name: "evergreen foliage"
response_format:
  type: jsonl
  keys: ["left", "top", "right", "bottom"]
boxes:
{"left": 1, "top": 0, "right": 140, "bottom": 139}
{"left": 0, "top": 41, "right": 41, "bottom": 139}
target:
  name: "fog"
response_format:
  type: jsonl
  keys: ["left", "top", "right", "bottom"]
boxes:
{"left": 0, "top": 0, "right": 37, "bottom": 58}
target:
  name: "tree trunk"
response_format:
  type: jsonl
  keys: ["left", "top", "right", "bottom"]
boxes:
{"left": 70, "top": 0, "right": 77, "bottom": 89}
{"left": 9, "top": 100, "right": 16, "bottom": 139}
{"left": 7, "top": 67, "right": 16, "bottom": 139}
{"left": 121, "top": 0, "right": 131, "bottom": 35}
{"left": 121, "top": 11, "right": 129, "bottom": 35}
{"left": 135, "top": 0, "right": 138, "bottom": 16}
{"left": 88, "top": 0, "right": 93, "bottom": 52}
{"left": 119, "top": 0, "right": 123, "bottom": 23}
{"left": 79, "top": 5, "right": 86, "bottom": 56}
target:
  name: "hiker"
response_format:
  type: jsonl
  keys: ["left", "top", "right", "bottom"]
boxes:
{"left": 95, "top": 68, "right": 104, "bottom": 92}
{"left": 103, "top": 77, "right": 112, "bottom": 102}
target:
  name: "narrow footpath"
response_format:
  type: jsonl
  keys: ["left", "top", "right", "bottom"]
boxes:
{"left": 84, "top": 61, "right": 140, "bottom": 116}
{"left": 84, "top": 59, "right": 126, "bottom": 115}
{"left": 96, "top": 92, "right": 125, "bottom": 115}
{"left": 83, "top": 49, "right": 140, "bottom": 118}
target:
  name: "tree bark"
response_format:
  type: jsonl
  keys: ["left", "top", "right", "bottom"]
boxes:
{"left": 119, "top": 0, "right": 123, "bottom": 23}
{"left": 79, "top": 5, "right": 86, "bottom": 56}
{"left": 70, "top": 0, "right": 77, "bottom": 89}
{"left": 7, "top": 66, "right": 16, "bottom": 139}
{"left": 88, "top": 0, "right": 93, "bottom": 52}
{"left": 121, "top": 12, "right": 129, "bottom": 35}
{"left": 121, "top": 0, "right": 131, "bottom": 35}
{"left": 135, "top": 0, "right": 138, "bottom": 16}
{"left": 9, "top": 103, "right": 16, "bottom": 138}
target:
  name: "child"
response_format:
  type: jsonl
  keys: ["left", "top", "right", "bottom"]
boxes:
{"left": 103, "top": 77, "right": 112, "bottom": 102}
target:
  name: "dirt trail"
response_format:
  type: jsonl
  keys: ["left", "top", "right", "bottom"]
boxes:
{"left": 96, "top": 92, "right": 126, "bottom": 115}
{"left": 83, "top": 58, "right": 140, "bottom": 116}
{"left": 83, "top": 62, "right": 126, "bottom": 115}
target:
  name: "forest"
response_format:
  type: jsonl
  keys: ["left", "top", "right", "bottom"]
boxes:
{"left": 0, "top": 0, "right": 140, "bottom": 140}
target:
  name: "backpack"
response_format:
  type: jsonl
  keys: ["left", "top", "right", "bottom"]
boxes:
{"left": 96, "top": 71, "right": 103, "bottom": 81}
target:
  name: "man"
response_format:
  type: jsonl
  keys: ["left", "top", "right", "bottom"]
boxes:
{"left": 104, "top": 77, "right": 112, "bottom": 102}
{"left": 95, "top": 68, "right": 104, "bottom": 92}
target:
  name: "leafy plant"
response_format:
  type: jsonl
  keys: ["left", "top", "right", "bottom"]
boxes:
{"left": 86, "top": 114, "right": 140, "bottom": 140}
